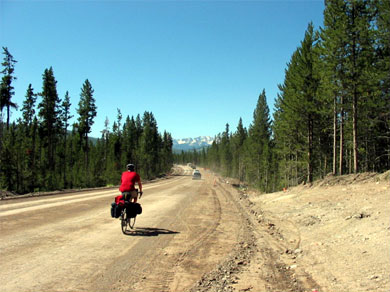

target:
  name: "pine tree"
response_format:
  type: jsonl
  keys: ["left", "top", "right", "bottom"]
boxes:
{"left": 322, "top": 0, "right": 378, "bottom": 174}
{"left": 114, "top": 108, "right": 123, "bottom": 170}
{"left": 0, "top": 124, "right": 17, "bottom": 190}
{"left": 122, "top": 115, "right": 137, "bottom": 167}
{"left": 231, "top": 118, "right": 247, "bottom": 181}
{"left": 245, "top": 89, "right": 272, "bottom": 190}
{"left": 0, "top": 47, "right": 18, "bottom": 130}
{"left": 161, "top": 131, "right": 173, "bottom": 173}
{"left": 101, "top": 116, "right": 110, "bottom": 173}
{"left": 373, "top": 0, "right": 390, "bottom": 170}
{"left": 209, "top": 136, "right": 221, "bottom": 171}
{"left": 346, "top": 0, "right": 376, "bottom": 173}
{"left": 60, "top": 91, "right": 73, "bottom": 187}
{"left": 274, "top": 23, "right": 323, "bottom": 185}
{"left": 77, "top": 79, "right": 97, "bottom": 181}
{"left": 295, "top": 23, "right": 322, "bottom": 183}
{"left": 38, "top": 67, "right": 61, "bottom": 189}
{"left": 321, "top": 0, "right": 349, "bottom": 175}
{"left": 21, "top": 84, "right": 38, "bottom": 192}
{"left": 139, "top": 111, "right": 159, "bottom": 179}
{"left": 22, "top": 84, "right": 37, "bottom": 129}
{"left": 220, "top": 123, "right": 232, "bottom": 176}
{"left": 273, "top": 93, "right": 291, "bottom": 188}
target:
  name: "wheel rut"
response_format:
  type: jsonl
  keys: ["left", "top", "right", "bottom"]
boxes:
{"left": 190, "top": 179, "right": 320, "bottom": 292}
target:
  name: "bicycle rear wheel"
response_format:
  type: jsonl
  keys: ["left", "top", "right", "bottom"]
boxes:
{"left": 121, "top": 210, "right": 128, "bottom": 234}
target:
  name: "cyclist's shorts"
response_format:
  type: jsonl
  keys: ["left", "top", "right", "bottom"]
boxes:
{"left": 122, "top": 190, "right": 138, "bottom": 201}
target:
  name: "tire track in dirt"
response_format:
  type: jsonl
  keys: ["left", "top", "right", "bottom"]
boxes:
{"left": 134, "top": 179, "right": 224, "bottom": 292}
{"left": 244, "top": 203, "right": 319, "bottom": 291}
{"left": 190, "top": 180, "right": 256, "bottom": 292}
{"left": 235, "top": 189, "right": 319, "bottom": 292}
{"left": 174, "top": 187, "right": 222, "bottom": 265}
{"left": 220, "top": 182, "right": 298, "bottom": 292}
{"left": 192, "top": 179, "right": 320, "bottom": 292}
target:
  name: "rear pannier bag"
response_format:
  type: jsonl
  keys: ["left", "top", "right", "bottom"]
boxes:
{"left": 135, "top": 203, "right": 142, "bottom": 215}
{"left": 110, "top": 202, "right": 116, "bottom": 218}
{"left": 115, "top": 195, "right": 125, "bottom": 206}
{"left": 110, "top": 202, "right": 123, "bottom": 218}
{"left": 125, "top": 202, "right": 142, "bottom": 218}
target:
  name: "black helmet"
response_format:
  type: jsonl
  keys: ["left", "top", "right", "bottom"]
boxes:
{"left": 127, "top": 164, "right": 135, "bottom": 171}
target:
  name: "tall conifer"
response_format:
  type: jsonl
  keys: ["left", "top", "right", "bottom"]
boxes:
{"left": 0, "top": 47, "right": 17, "bottom": 130}
{"left": 77, "top": 79, "right": 97, "bottom": 176}
{"left": 246, "top": 89, "right": 272, "bottom": 190}
{"left": 38, "top": 67, "right": 61, "bottom": 188}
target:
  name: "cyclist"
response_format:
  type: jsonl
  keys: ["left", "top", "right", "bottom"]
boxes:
{"left": 119, "top": 164, "right": 143, "bottom": 203}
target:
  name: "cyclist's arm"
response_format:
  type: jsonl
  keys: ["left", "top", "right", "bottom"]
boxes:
{"left": 138, "top": 180, "right": 143, "bottom": 193}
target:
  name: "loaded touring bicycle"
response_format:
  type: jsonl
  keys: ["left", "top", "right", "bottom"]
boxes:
{"left": 111, "top": 190, "right": 142, "bottom": 234}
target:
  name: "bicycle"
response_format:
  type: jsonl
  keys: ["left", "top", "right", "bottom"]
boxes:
{"left": 120, "top": 190, "right": 142, "bottom": 234}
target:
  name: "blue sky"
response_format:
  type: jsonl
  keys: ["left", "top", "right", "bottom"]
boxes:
{"left": 1, "top": 0, "right": 325, "bottom": 139}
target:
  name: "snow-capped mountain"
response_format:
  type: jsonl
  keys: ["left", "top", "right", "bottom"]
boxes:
{"left": 173, "top": 136, "right": 214, "bottom": 151}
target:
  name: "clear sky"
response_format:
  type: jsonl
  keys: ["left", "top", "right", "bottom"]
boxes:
{"left": 1, "top": 0, "right": 325, "bottom": 139}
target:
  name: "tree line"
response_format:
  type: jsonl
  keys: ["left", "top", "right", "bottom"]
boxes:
{"left": 0, "top": 49, "right": 173, "bottom": 194}
{"left": 175, "top": 0, "right": 389, "bottom": 192}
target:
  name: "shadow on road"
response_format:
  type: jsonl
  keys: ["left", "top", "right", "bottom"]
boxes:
{"left": 124, "top": 227, "right": 180, "bottom": 237}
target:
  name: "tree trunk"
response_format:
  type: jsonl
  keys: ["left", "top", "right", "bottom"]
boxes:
{"left": 339, "top": 95, "right": 344, "bottom": 175}
{"left": 349, "top": 148, "right": 353, "bottom": 174}
{"left": 32, "top": 124, "right": 37, "bottom": 190}
{"left": 324, "top": 155, "right": 327, "bottom": 178}
{"left": 63, "top": 132, "right": 67, "bottom": 188}
{"left": 353, "top": 89, "right": 358, "bottom": 173}
{"left": 7, "top": 105, "right": 10, "bottom": 130}
{"left": 295, "top": 151, "right": 298, "bottom": 185}
{"left": 333, "top": 95, "right": 337, "bottom": 175}
{"left": 85, "top": 134, "right": 89, "bottom": 170}
{"left": 352, "top": 2, "right": 359, "bottom": 174}
{"left": 307, "top": 116, "right": 313, "bottom": 184}
{"left": 0, "top": 115, "right": 3, "bottom": 154}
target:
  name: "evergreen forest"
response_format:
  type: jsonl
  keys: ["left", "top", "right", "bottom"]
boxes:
{"left": 1, "top": 0, "right": 389, "bottom": 195}
{"left": 174, "top": 0, "right": 390, "bottom": 192}
{"left": 0, "top": 51, "right": 173, "bottom": 194}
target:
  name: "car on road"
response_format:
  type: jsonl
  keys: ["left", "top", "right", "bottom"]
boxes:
{"left": 192, "top": 170, "right": 201, "bottom": 180}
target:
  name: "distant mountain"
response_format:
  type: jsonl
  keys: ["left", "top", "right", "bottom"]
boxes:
{"left": 173, "top": 136, "right": 214, "bottom": 151}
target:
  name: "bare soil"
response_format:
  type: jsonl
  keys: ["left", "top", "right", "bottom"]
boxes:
{"left": 0, "top": 167, "right": 389, "bottom": 292}
{"left": 219, "top": 171, "right": 390, "bottom": 292}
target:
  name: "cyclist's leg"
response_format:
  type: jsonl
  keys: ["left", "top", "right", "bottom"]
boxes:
{"left": 130, "top": 190, "right": 138, "bottom": 203}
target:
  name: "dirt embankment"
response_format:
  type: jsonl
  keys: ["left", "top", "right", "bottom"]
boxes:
{"left": 206, "top": 171, "right": 390, "bottom": 292}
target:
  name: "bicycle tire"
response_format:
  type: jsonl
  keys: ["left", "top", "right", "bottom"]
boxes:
{"left": 121, "top": 210, "right": 128, "bottom": 234}
{"left": 128, "top": 216, "right": 136, "bottom": 229}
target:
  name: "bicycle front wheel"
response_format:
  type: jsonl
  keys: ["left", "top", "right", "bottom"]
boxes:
{"left": 128, "top": 216, "right": 136, "bottom": 229}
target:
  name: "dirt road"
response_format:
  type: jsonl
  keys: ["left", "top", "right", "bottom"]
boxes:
{"left": 0, "top": 167, "right": 247, "bottom": 292}
{"left": 1, "top": 167, "right": 388, "bottom": 292}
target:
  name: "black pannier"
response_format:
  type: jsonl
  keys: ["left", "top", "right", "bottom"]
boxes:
{"left": 110, "top": 202, "right": 123, "bottom": 218}
{"left": 135, "top": 203, "right": 142, "bottom": 215}
{"left": 125, "top": 202, "right": 142, "bottom": 218}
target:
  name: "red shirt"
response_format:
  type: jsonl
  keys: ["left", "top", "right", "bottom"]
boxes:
{"left": 119, "top": 171, "right": 140, "bottom": 192}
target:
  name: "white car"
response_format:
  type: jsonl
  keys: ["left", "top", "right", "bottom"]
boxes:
{"left": 192, "top": 170, "right": 201, "bottom": 180}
